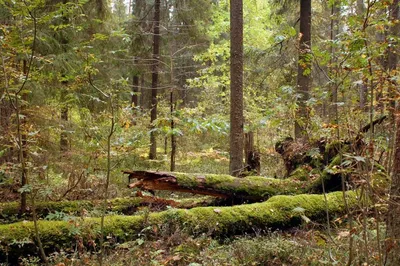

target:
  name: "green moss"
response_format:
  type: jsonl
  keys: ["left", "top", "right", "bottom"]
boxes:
{"left": 170, "top": 172, "right": 313, "bottom": 201}
{"left": 288, "top": 166, "right": 310, "bottom": 181}
{"left": 0, "top": 197, "right": 146, "bottom": 223}
{"left": 0, "top": 191, "right": 359, "bottom": 260}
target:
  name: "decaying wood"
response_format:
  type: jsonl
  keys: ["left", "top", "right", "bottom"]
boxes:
{"left": 276, "top": 116, "right": 387, "bottom": 177}
{"left": 124, "top": 170, "right": 342, "bottom": 202}
{"left": 0, "top": 191, "right": 359, "bottom": 262}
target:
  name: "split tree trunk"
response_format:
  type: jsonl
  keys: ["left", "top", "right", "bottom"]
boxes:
{"left": 244, "top": 132, "right": 260, "bottom": 175}
{"left": 124, "top": 170, "right": 344, "bottom": 202}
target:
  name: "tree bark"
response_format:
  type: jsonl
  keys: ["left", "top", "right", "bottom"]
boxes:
{"left": 386, "top": 104, "right": 400, "bottom": 266}
{"left": 0, "top": 191, "right": 359, "bottom": 262}
{"left": 329, "top": 1, "right": 339, "bottom": 138}
{"left": 229, "top": 0, "right": 244, "bottom": 176}
{"left": 19, "top": 60, "right": 29, "bottom": 214}
{"left": 60, "top": 89, "right": 69, "bottom": 153}
{"left": 295, "top": 0, "right": 312, "bottom": 139}
{"left": 132, "top": 59, "right": 139, "bottom": 108}
{"left": 124, "top": 170, "right": 345, "bottom": 202}
{"left": 388, "top": 0, "right": 399, "bottom": 115}
{"left": 170, "top": 90, "right": 176, "bottom": 171}
{"left": 386, "top": 1, "right": 400, "bottom": 264}
{"left": 356, "top": 0, "right": 368, "bottom": 111}
{"left": 60, "top": 0, "right": 69, "bottom": 154}
{"left": 244, "top": 132, "right": 260, "bottom": 175}
{"left": 149, "top": 0, "right": 161, "bottom": 160}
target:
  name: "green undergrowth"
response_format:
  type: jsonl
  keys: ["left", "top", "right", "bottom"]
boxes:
{"left": 0, "top": 197, "right": 143, "bottom": 224}
{"left": 29, "top": 222, "right": 385, "bottom": 266}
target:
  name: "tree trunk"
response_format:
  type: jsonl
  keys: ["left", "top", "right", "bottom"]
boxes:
{"left": 0, "top": 99, "right": 13, "bottom": 164}
{"left": 124, "top": 170, "right": 346, "bottom": 202}
{"left": 170, "top": 90, "right": 176, "bottom": 171}
{"left": 132, "top": 59, "right": 139, "bottom": 108}
{"left": 60, "top": 0, "right": 69, "bottom": 154}
{"left": 295, "top": 0, "right": 312, "bottom": 139}
{"left": 388, "top": 0, "right": 399, "bottom": 115}
{"left": 329, "top": 1, "right": 339, "bottom": 138}
{"left": 149, "top": 0, "right": 161, "bottom": 159}
{"left": 19, "top": 60, "right": 29, "bottom": 214}
{"left": 244, "top": 132, "right": 260, "bottom": 175}
{"left": 0, "top": 191, "right": 359, "bottom": 262}
{"left": 386, "top": 104, "right": 400, "bottom": 266}
{"left": 229, "top": 0, "right": 244, "bottom": 176}
{"left": 60, "top": 89, "right": 69, "bottom": 153}
{"left": 386, "top": 1, "right": 400, "bottom": 265}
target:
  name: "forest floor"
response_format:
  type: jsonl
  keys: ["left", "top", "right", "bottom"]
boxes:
{"left": 0, "top": 148, "right": 385, "bottom": 265}
{"left": 43, "top": 224, "right": 381, "bottom": 265}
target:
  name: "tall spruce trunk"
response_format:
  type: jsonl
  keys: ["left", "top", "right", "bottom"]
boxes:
{"left": 295, "top": 0, "right": 312, "bottom": 139}
{"left": 229, "top": 0, "right": 244, "bottom": 176}
{"left": 149, "top": 0, "right": 161, "bottom": 159}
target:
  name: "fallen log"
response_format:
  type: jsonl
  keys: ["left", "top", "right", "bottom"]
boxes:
{"left": 0, "top": 191, "right": 359, "bottom": 262}
{"left": 0, "top": 196, "right": 212, "bottom": 224}
{"left": 123, "top": 170, "right": 343, "bottom": 202}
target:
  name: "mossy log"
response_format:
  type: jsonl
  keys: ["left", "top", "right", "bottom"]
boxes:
{"left": 0, "top": 196, "right": 211, "bottom": 223}
{"left": 123, "top": 170, "right": 340, "bottom": 202}
{"left": 0, "top": 191, "right": 358, "bottom": 261}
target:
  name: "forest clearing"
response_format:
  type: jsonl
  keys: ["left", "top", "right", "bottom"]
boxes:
{"left": 1, "top": 0, "right": 400, "bottom": 265}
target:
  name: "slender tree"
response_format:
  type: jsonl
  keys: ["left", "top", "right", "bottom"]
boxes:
{"left": 356, "top": 0, "right": 367, "bottom": 111}
{"left": 229, "top": 0, "right": 244, "bottom": 176}
{"left": 295, "top": 0, "right": 312, "bottom": 139}
{"left": 387, "top": 96, "right": 400, "bottom": 266}
{"left": 149, "top": 0, "right": 161, "bottom": 159}
{"left": 386, "top": 1, "right": 400, "bottom": 264}
{"left": 60, "top": 0, "right": 70, "bottom": 154}
{"left": 329, "top": 0, "right": 339, "bottom": 136}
